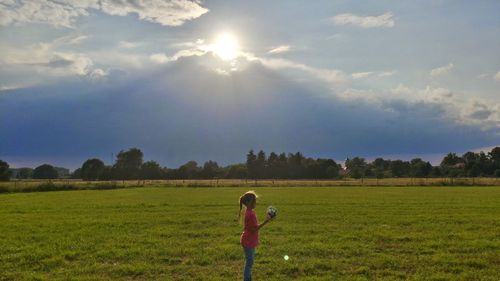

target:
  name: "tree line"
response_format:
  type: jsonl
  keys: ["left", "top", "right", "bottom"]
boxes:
{"left": 1, "top": 147, "right": 499, "bottom": 181}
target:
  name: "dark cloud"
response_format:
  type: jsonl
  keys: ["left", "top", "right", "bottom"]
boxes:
{"left": 1, "top": 55, "right": 499, "bottom": 169}
{"left": 467, "top": 102, "right": 493, "bottom": 120}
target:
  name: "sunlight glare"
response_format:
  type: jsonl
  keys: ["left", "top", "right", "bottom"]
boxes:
{"left": 212, "top": 32, "right": 240, "bottom": 61}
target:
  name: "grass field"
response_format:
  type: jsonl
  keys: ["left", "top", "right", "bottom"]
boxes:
{"left": 1, "top": 186, "right": 499, "bottom": 280}
{"left": 1, "top": 177, "right": 499, "bottom": 194}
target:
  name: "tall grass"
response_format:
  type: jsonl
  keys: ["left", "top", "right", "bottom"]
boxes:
{"left": 0, "top": 177, "right": 498, "bottom": 194}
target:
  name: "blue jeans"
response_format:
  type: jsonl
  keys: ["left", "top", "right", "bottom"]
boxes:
{"left": 243, "top": 247, "right": 255, "bottom": 281}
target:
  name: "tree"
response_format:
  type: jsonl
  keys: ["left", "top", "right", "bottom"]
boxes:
{"left": 246, "top": 150, "right": 257, "bottom": 179}
{"left": 441, "top": 153, "right": 463, "bottom": 166}
{"left": 113, "top": 148, "right": 144, "bottom": 179}
{"left": 141, "top": 161, "right": 164, "bottom": 179}
{"left": 178, "top": 161, "right": 200, "bottom": 179}
{"left": 390, "top": 160, "right": 411, "bottom": 177}
{"left": 410, "top": 158, "right": 432, "bottom": 178}
{"left": 326, "top": 165, "right": 340, "bottom": 178}
{"left": 489, "top": 147, "right": 500, "bottom": 162}
{"left": 17, "top": 168, "right": 33, "bottom": 179}
{"left": 440, "top": 153, "right": 464, "bottom": 177}
{"left": 81, "top": 158, "right": 105, "bottom": 181}
{"left": 256, "top": 150, "right": 267, "bottom": 179}
{"left": 346, "top": 157, "right": 367, "bottom": 179}
{"left": 71, "top": 168, "right": 82, "bottom": 179}
{"left": 33, "top": 164, "right": 58, "bottom": 179}
{"left": 288, "top": 152, "right": 305, "bottom": 178}
{"left": 0, "top": 160, "right": 11, "bottom": 181}
{"left": 468, "top": 163, "right": 481, "bottom": 178}
{"left": 202, "top": 160, "right": 219, "bottom": 179}
{"left": 430, "top": 166, "right": 442, "bottom": 177}
{"left": 225, "top": 164, "right": 248, "bottom": 178}
{"left": 372, "top": 158, "right": 390, "bottom": 179}
{"left": 99, "top": 166, "right": 114, "bottom": 180}
{"left": 267, "top": 152, "right": 279, "bottom": 179}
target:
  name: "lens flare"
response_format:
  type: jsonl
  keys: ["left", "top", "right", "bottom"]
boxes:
{"left": 212, "top": 32, "right": 240, "bottom": 61}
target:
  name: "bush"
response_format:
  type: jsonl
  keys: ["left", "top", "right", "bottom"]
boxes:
{"left": 495, "top": 170, "right": 500, "bottom": 178}
{"left": 20, "top": 182, "right": 76, "bottom": 192}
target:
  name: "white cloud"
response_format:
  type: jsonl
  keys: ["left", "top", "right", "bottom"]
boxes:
{"left": 477, "top": 73, "right": 491, "bottom": 79}
{"left": 351, "top": 72, "right": 373, "bottom": 79}
{"left": 333, "top": 12, "right": 395, "bottom": 28}
{"left": 430, "top": 63, "right": 454, "bottom": 77}
{"left": 149, "top": 53, "right": 171, "bottom": 64}
{"left": 351, "top": 71, "right": 395, "bottom": 79}
{"left": 252, "top": 57, "right": 348, "bottom": 86}
{"left": 43, "top": 52, "right": 93, "bottom": 76}
{"left": 0, "top": 35, "right": 107, "bottom": 87}
{"left": 119, "top": 41, "right": 141, "bottom": 49}
{"left": 268, "top": 45, "right": 291, "bottom": 54}
{"left": 88, "top": 68, "right": 109, "bottom": 81}
{"left": 495, "top": 71, "right": 500, "bottom": 81}
{"left": 379, "top": 71, "right": 395, "bottom": 77}
{"left": 0, "top": 0, "right": 208, "bottom": 28}
{"left": 53, "top": 35, "right": 90, "bottom": 45}
{"left": 466, "top": 101, "right": 493, "bottom": 120}
{"left": 149, "top": 46, "right": 207, "bottom": 64}
{"left": 386, "top": 85, "right": 499, "bottom": 129}
{"left": 99, "top": 0, "right": 209, "bottom": 26}
{"left": 391, "top": 84, "right": 412, "bottom": 95}
{"left": 0, "top": 83, "right": 29, "bottom": 91}
{"left": 417, "top": 86, "right": 453, "bottom": 103}
{"left": 148, "top": 39, "right": 348, "bottom": 87}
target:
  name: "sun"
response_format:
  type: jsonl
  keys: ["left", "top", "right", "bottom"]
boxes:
{"left": 212, "top": 32, "right": 240, "bottom": 61}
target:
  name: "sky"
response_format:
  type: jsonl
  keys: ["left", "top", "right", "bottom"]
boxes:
{"left": 0, "top": 0, "right": 499, "bottom": 170}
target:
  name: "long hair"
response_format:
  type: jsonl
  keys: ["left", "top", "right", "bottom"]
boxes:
{"left": 238, "top": 190, "right": 258, "bottom": 224}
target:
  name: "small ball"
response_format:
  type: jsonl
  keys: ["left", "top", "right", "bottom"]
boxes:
{"left": 267, "top": 206, "right": 278, "bottom": 218}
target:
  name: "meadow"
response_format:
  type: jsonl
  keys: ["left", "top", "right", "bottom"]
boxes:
{"left": 1, "top": 177, "right": 499, "bottom": 194}
{"left": 0, "top": 186, "right": 499, "bottom": 280}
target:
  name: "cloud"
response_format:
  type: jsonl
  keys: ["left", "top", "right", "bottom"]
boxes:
{"left": 149, "top": 47, "right": 206, "bottom": 64}
{"left": 351, "top": 72, "right": 373, "bottom": 79}
{"left": 150, "top": 53, "right": 171, "bottom": 64}
{"left": 255, "top": 57, "right": 349, "bottom": 86}
{"left": 495, "top": 71, "right": 500, "bottom": 81}
{"left": 387, "top": 84, "right": 499, "bottom": 130}
{"left": 430, "top": 63, "right": 454, "bottom": 77}
{"left": 1, "top": 54, "right": 498, "bottom": 169}
{"left": 391, "top": 84, "right": 412, "bottom": 95}
{"left": 0, "top": 35, "right": 103, "bottom": 87}
{"left": 53, "top": 35, "right": 90, "bottom": 45}
{"left": 41, "top": 52, "right": 93, "bottom": 76}
{"left": 379, "top": 71, "right": 395, "bottom": 77}
{"left": 98, "top": 0, "right": 209, "bottom": 26}
{"left": 88, "top": 68, "right": 109, "bottom": 81}
{"left": 145, "top": 40, "right": 349, "bottom": 87}
{"left": 417, "top": 86, "right": 453, "bottom": 103}
{"left": 477, "top": 73, "right": 491, "bottom": 79}
{"left": 268, "top": 45, "right": 291, "bottom": 54}
{"left": 0, "top": 0, "right": 208, "bottom": 28}
{"left": 119, "top": 41, "right": 141, "bottom": 49}
{"left": 467, "top": 101, "right": 493, "bottom": 120}
{"left": 333, "top": 12, "right": 395, "bottom": 28}
{"left": 351, "top": 71, "right": 395, "bottom": 80}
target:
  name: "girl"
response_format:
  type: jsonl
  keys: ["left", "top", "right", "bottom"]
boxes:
{"left": 238, "top": 190, "right": 273, "bottom": 281}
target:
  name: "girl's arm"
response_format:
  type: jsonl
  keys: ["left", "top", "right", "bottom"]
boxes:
{"left": 257, "top": 217, "right": 273, "bottom": 230}
{"left": 249, "top": 215, "right": 273, "bottom": 232}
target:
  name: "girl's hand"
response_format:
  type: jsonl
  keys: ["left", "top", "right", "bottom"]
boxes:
{"left": 265, "top": 213, "right": 275, "bottom": 221}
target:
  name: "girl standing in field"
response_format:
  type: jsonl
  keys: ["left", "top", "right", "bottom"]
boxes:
{"left": 238, "top": 190, "right": 273, "bottom": 281}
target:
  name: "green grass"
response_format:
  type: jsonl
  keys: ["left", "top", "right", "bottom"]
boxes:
{"left": 1, "top": 187, "right": 499, "bottom": 280}
{"left": 1, "top": 178, "right": 499, "bottom": 194}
